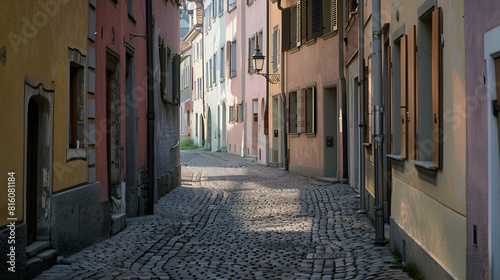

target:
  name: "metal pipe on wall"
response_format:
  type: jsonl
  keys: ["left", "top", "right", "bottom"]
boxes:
{"left": 358, "top": 0, "right": 367, "bottom": 214}
{"left": 372, "top": 0, "right": 386, "bottom": 245}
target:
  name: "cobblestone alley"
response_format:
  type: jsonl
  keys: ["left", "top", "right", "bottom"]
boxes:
{"left": 35, "top": 149, "right": 411, "bottom": 280}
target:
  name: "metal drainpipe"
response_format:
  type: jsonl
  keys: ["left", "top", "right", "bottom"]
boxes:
{"left": 146, "top": 0, "right": 155, "bottom": 215}
{"left": 358, "top": 0, "right": 366, "bottom": 214}
{"left": 372, "top": 0, "right": 386, "bottom": 245}
{"left": 265, "top": 0, "right": 270, "bottom": 166}
{"left": 275, "top": 0, "right": 287, "bottom": 171}
{"left": 339, "top": 0, "right": 348, "bottom": 183}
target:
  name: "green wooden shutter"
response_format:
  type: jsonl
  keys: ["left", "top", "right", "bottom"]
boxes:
{"left": 160, "top": 42, "right": 167, "bottom": 100}
{"left": 301, "top": 0, "right": 307, "bottom": 44}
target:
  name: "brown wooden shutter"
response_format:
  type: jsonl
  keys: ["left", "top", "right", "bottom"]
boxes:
{"left": 282, "top": 8, "right": 290, "bottom": 51}
{"left": 400, "top": 35, "right": 407, "bottom": 158}
{"left": 297, "top": 88, "right": 306, "bottom": 133}
{"left": 311, "top": 0, "right": 323, "bottom": 38}
{"left": 407, "top": 25, "right": 417, "bottom": 160}
{"left": 432, "top": 8, "right": 441, "bottom": 168}
{"left": 296, "top": 1, "right": 302, "bottom": 46}
{"left": 301, "top": 0, "right": 307, "bottom": 44}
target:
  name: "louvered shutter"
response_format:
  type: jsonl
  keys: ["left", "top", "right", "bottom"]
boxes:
{"left": 407, "top": 25, "right": 417, "bottom": 160}
{"left": 311, "top": 0, "right": 322, "bottom": 38}
{"left": 282, "top": 8, "right": 290, "bottom": 51}
{"left": 332, "top": 0, "right": 337, "bottom": 31}
{"left": 298, "top": 88, "right": 306, "bottom": 133}
{"left": 277, "top": 29, "right": 280, "bottom": 67}
{"left": 271, "top": 30, "right": 274, "bottom": 70}
{"left": 388, "top": 45, "right": 393, "bottom": 153}
{"left": 300, "top": 0, "right": 307, "bottom": 44}
{"left": 400, "top": 35, "right": 407, "bottom": 159}
{"left": 432, "top": 8, "right": 441, "bottom": 168}
{"left": 226, "top": 41, "right": 231, "bottom": 76}
{"left": 368, "top": 57, "right": 373, "bottom": 144}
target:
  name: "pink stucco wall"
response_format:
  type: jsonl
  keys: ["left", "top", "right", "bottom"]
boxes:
{"left": 96, "top": 0, "right": 147, "bottom": 200}
{"left": 464, "top": 0, "right": 500, "bottom": 278}
{"left": 244, "top": 0, "right": 267, "bottom": 163}
{"left": 285, "top": 32, "right": 340, "bottom": 176}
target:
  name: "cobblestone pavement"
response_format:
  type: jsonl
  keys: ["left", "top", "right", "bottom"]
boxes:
{"left": 36, "top": 149, "right": 411, "bottom": 280}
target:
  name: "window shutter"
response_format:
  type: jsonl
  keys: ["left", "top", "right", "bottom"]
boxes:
{"left": 173, "top": 53, "right": 181, "bottom": 105}
{"left": 332, "top": 0, "right": 337, "bottom": 31}
{"left": 277, "top": 29, "right": 280, "bottom": 67}
{"left": 432, "top": 8, "right": 441, "bottom": 168}
{"left": 388, "top": 45, "right": 393, "bottom": 153}
{"left": 226, "top": 41, "right": 231, "bottom": 76}
{"left": 298, "top": 88, "right": 306, "bottom": 133}
{"left": 282, "top": 8, "right": 290, "bottom": 51}
{"left": 300, "top": 0, "right": 307, "bottom": 44}
{"left": 400, "top": 35, "right": 407, "bottom": 158}
{"left": 160, "top": 43, "right": 167, "bottom": 98}
{"left": 407, "top": 25, "right": 417, "bottom": 160}
{"left": 286, "top": 93, "right": 290, "bottom": 133}
{"left": 312, "top": 87, "right": 316, "bottom": 133}
{"left": 248, "top": 38, "right": 251, "bottom": 72}
{"left": 311, "top": 0, "right": 322, "bottom": 38}
{"left": 271, "top": 30, "right": 274, "bottom": 69}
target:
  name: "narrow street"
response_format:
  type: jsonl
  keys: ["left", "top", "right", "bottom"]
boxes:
{"left": 35, "top": 150, "right": 410, "bottom": 280}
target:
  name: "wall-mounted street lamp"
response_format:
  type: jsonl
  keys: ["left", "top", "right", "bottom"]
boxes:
{"left": 252, "top": 47, "right": 280, "bottom": 84}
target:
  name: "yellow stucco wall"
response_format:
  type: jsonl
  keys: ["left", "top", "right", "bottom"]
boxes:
{"left": 382, "top": 0, "right": 465, "bottom": 278}
{"left": 0, "top": 1, "right": 88, "bottom": 226}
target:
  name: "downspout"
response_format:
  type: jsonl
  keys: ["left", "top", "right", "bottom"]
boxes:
{"left": 358, "top": 0, "right": 366, "bottom": 214}
{"left": 146, "top": 0, "right": 155, "bottom": 215}
{"left": 372, "top": 0, "right": 385, "bottom": 245}
{"left": 275, "top": 0, "right": 288, "bottom": 171}
{"left": 265, "top": 0, "right": 270, "bottom": 166}
{"left": 339, "top": 0, "right": 348, "bottom": 183}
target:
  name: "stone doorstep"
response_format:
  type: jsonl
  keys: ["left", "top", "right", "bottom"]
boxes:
{"left": 26, "top": 241, "right": 51, "bottom": 258}
{"left": 27, "top": 248, "right": 57, "bottom": 279}
{"left": 317, "top": 177, "right": 340, "bottom": 184}
{"left": 111, "top": 213, "right": 127, "bottom": 236}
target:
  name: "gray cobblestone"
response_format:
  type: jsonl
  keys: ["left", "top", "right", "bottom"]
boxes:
{"left": 36, "top": 149, "right": 411, "bottom": 280}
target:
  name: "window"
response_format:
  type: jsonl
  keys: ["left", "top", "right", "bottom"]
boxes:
{"left": 416, "top": 7, "right": 441, "bottom": 167}
{"left": 258, "top": 31, "right": 263, "bottom": 53}
{"left": 69, "top": 63, "right": 84, "bottom": 149}
{"left": 220, "top": 46, "right": 225, "bottom": 78}
{"left": 271, "top": 25, "right": 280, "bottom": 71}
{"left": 249, "top": 35, "right": 256, "bottom": 72}
{"left": 306, "top": 87, "right": 316, "bottom": 133}
{"left": 228, "top": 0, "right": 236, "bottom": 12}
{"left": 390, "top": 34, "right": 404, "bottom": 156}
{"left": 230, "top": 40, "right": 237, "bottom": 77}
{"left": 212, "top": 1, "right": 216, "bottom": 19}
{"left": 219, "top": 0, "right": 223, "bottom": 15}
{"left": 206, "top": 62, "right": 209, "bottom": 88}
{"left": 247, "top": 0, "right": 254, "bottom": 6}
{"left": 127, "top": 0, "right": 134, "bottom": 16}
{"left": 196, "top": 113, "right": 198, "bottom": 136}
{"left": 288, "top": 91, "right": 298, "bottom": 133}
{"left": 253, "top": 99, "right": 258, "bottom": 122}
{"left": 282, "top": 0, "right": 337, "bottom": 51}
{"left": 213, "top": 53, "right": 217, "bottom": 85}
{"left": 229, "top": 105, "right": 234, "bottom": 123}
{"left": 345, "top": 0, "right": 357, "bottom": 26}
{"left": 237, "top": 102, "right": 243, "bottom": 122}
{"left": 209, "top": 58, "right": 213, "bottom": 88}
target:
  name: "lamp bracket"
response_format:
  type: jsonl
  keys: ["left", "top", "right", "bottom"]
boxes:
{"left": 256, "top": 71, "right": 280, "bottom": 84}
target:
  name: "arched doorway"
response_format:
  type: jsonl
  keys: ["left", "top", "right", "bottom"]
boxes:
{"left": 24, "top": 83, "right": 54, "bottom": 245}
